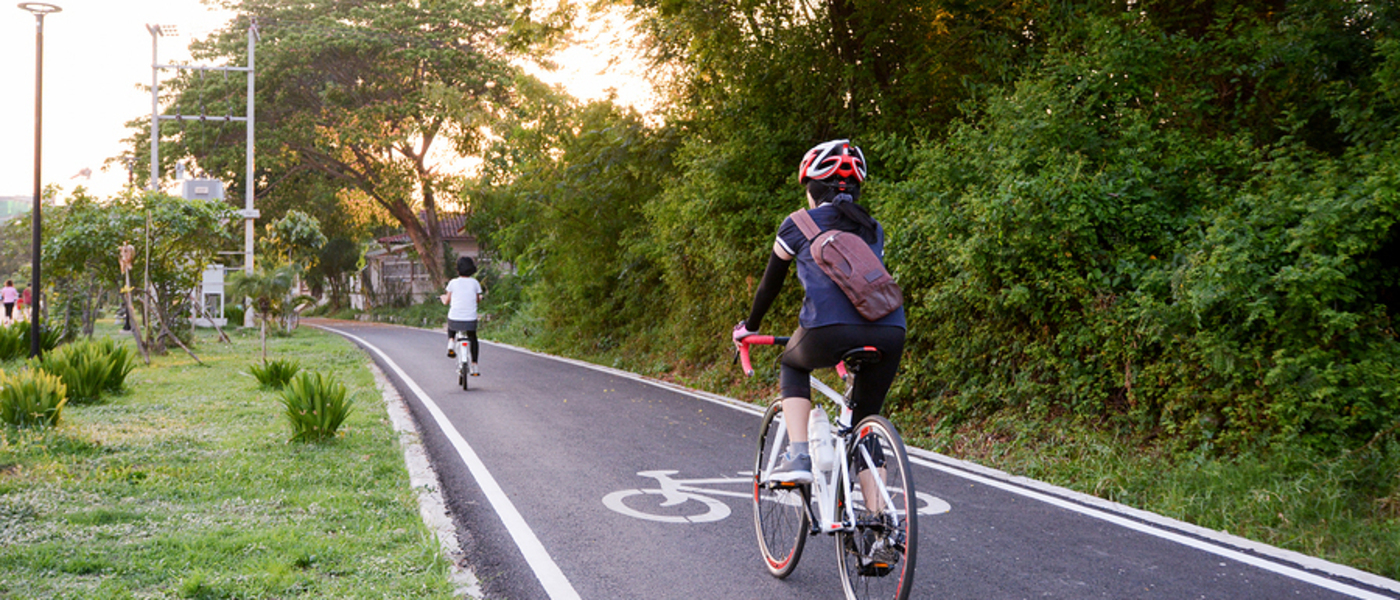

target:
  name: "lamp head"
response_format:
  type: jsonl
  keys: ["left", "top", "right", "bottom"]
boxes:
{"left": 146, "top": 23, "right": 178, "bottom": 37}
{"left": 17, "top": 2, "right": 61, "bottom": 15}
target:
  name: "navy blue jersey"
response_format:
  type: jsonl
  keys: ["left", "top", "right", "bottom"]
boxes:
{"left": 775, "top": 204, "right": 907, "bottom": 330}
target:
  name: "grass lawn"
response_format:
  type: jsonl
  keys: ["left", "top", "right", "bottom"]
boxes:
{"left": 0, "top": 323, "right": 458, "bottom": 599}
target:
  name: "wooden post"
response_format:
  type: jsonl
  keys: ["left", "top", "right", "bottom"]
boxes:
{"left": 118, "top": 242, "right": 150, "bottom": 364}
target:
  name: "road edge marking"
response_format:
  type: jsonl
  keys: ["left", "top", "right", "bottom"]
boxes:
{"left": 364, "top": 359, "right": 482, "bottom": 598}
{"left": 319, "top": 325, "right": 582, "bottom": 600}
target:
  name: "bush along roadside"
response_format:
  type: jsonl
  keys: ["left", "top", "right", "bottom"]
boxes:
{"left": 250, "top": 357, "right": 301, "bottom": 390}
{"left": 0, "top": 369, "right": 67, "bottom": 428}
{"left": 27, "top": 339, "right": 137, "bottom": 405}
{"left": 279, "top": 371, "right": 354, "bottom": 443}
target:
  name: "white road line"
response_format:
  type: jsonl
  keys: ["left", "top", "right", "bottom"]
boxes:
{"left": 481, "top": 336, "right": 1400, "bottom": 600}
{"left": 909, "top": 456, "right": 1395, "bottom": 600}
{"left": 322, "top": 326, "right": 581, "bottom": 600}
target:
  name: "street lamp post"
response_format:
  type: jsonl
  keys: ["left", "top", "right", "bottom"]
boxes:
{"left": 18, "top": 2, "right": 61, "bottom": 359}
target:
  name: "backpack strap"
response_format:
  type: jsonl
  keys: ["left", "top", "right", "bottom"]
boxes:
{"left": 788, "top": 209, "right": 822, "bottom": 241}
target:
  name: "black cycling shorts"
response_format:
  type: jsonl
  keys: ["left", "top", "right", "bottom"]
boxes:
{"left": 779, "top": 324, "right": 905, "bottom": 425}
{"left": 447, "top": 319, "right": 478, "bottom": 333}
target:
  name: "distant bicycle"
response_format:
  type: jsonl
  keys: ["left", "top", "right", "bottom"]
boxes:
{"left": 454, "top": 335, "right": 471, "bottom": 391}
{"left": 738, "top": 334, "right": 917, "bottom": 600}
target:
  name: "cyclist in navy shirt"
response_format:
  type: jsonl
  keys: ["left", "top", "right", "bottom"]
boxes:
{"left": 733, "top": 140, "right": 906, "bottom": 484}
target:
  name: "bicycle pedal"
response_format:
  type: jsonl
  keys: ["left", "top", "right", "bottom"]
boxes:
{"left": 858, "top": 562, "right": 894, "bottom": 577}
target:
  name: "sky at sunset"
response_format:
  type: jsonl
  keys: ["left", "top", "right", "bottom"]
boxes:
{"left": 0, "top": 1, "right": 652, "bottom": 201}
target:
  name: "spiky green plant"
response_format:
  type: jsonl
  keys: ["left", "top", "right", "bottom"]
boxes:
{"left": 91, "top": 339, "right": 139, "bottom": 393}
{"left": 279, "top": 372, "right": 353, "bottom": 443}
{"left": 0, "top": 368, "right": 68, "bottom": 428}
{"left": 0, "top": 324, "right": 22, "bottom": 361}
{"left": 17, "top": 321, "right": 62, "bottom": 355}
{"left": 31, "top": 341, "right": 116, "bottom": 405}
{"left": 250, "top": 358, "right": 301, "bottom": 390}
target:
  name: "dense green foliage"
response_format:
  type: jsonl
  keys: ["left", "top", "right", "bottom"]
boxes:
{"left": 37, "top": 188, "right": 235, "bottom": 345}
{"left": 260, "top": 210, "right": 328, "bottom": 270}
{"left": 880, "top": 2, "right": 1400, "bottom": 454}
{"left": 472, "top": 88, "right": 677, "bottom": 350}
{"left": 0, "top": 322, "right": 62, "bottom": 362}
{"left": 0, "top": 324, "right": 26, "bottom": 362}
{"left": 474, "top": 0, "right": 1400, "bottom": 457}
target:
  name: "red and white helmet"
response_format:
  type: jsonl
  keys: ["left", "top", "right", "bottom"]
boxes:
{"left": 798, "top": 139, "right": 866, "bottom": 185}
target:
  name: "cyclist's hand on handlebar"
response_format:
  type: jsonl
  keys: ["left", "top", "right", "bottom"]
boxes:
{"left": 732, "top": 321, "right": 758, "bottom": 348}
{"left": 732, "top": 321, "right": 759, "bottom": 377}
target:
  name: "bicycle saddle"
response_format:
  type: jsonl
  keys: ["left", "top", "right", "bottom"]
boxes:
{"left": 840, "top": 346, "right": 883, "bottom": 372}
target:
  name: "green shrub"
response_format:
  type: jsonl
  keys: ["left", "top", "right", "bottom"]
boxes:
{"left": 18, "top": 322, "right": 62, "bottom": 355}
{"left": 90, "top": 339, "right": 139, "bottom": 393}
{"left": 0, "top": 368, "right": 68, "bottom": 428}
{"left": 278, "top": 372, "right": 353, "bottom": 443}
{"left": 0, "top": 322, "right": 58, "bottom": 361}
{"left": 0, "top": 323, "right": 23, "bottom": 362}
{"left": 250, "top": 358, "right": 301, "bottom": 390}
{"left": 31, "top": 342, "right": 117, "bottom": 405}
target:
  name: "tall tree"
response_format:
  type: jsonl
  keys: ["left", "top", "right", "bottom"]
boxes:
{"left": 144, "top": 0, "right": 561, "bottom": 289}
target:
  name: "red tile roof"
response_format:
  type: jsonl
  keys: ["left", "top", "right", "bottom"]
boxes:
{"left": 376, "top": 212, "right": 470, "bottom": 245}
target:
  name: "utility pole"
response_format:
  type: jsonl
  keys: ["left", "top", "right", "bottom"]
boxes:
{"left": 148, "top": 20, "right": 259, "bottom": 326}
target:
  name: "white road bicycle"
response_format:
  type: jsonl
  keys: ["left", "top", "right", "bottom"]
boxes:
{"left": 738, "top": 335, "right": 917, "bottom": 600}
{"left": 454, "top": 335, "right": 472, "bottom": 391}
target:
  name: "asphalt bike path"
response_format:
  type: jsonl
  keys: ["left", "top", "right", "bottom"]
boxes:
{"left": 314, "top": 320, "right": 1400, "bottom": 600}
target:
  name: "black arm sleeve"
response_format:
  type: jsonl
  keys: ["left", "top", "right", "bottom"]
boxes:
{"left": 745, "top": 251, "right": 792, "bottom": 331}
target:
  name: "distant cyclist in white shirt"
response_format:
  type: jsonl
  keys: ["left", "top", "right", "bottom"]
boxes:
{"left": 441, "top": 256, "right": 486, "bottom": 376}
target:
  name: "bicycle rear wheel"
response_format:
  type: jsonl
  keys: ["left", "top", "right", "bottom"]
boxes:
{"left": 836, "top": 415, "right": 917, "bottom": 600}
{"left": 753, "top": 401, "right": 809, "bottom": 578}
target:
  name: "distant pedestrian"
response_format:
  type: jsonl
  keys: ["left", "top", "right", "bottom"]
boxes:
{"left": 18, "top": 287, "right": 30, "bottom": 321}
{"left": 1, "top": 280, "right": 16, "bottom": 324}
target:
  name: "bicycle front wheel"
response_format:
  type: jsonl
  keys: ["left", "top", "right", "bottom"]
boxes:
{"left": 836, "top": 415, "right": 917, "bottom": 600}
{"left": 753, "top": 401, "right": 809, "bottom": 578}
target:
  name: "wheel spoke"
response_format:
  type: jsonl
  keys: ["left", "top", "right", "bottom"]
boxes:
{"left": 837, "top": 416, "right": 917, "bottom": 600}
{"left": 753, "top": 402, "right": 808, "bottom": 578}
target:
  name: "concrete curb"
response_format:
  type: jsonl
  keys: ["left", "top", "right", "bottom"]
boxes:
{"left": 367, "top": 359, "right": 484, "bottom": 599}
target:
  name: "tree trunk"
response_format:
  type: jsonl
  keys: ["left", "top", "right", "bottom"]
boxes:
{"left": 123, "top": 290, "right": 150, "bottom": 365}
{"left": 389, "top": 202, "right": 448, "bottom": 292}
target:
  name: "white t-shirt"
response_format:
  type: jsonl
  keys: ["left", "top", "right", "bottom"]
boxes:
{"left": 445, "top": 277, "right": 483, "bottom": 321}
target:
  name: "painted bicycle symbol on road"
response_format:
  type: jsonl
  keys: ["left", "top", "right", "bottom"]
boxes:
{"left": 602, "top": 469, "right": 951, "bottom": 524}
